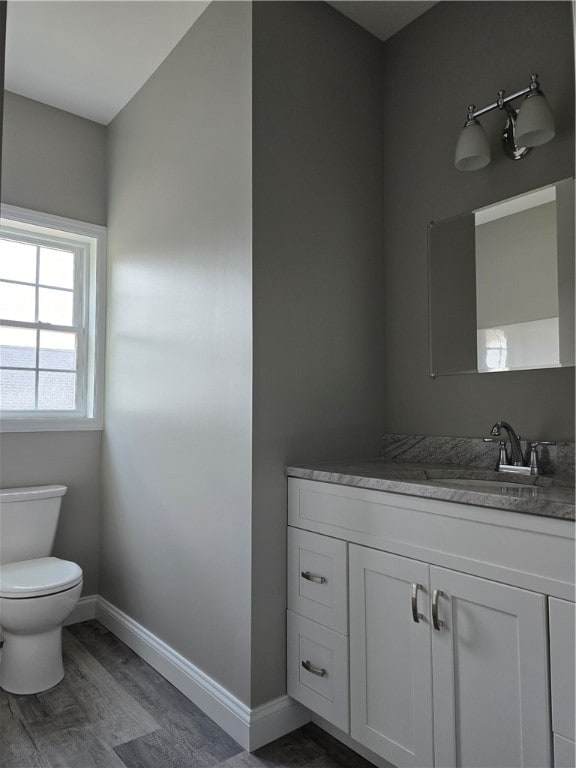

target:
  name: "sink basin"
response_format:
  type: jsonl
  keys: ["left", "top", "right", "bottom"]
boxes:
{"left": 425, "top": 478, "right": 535, "bottom": 492}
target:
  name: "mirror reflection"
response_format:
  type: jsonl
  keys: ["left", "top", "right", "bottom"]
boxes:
{"left": 428, "top": 178, "right": 575, "bottom": 376}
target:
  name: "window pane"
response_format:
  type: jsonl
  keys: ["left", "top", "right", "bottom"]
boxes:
{"left": 39, "top": 330, "right": 76, "bottom": 370}
{"left": 0, "top": 281, "right": 36, "bottom": 322}
{"left": 0, "top": 369, "right": 36, "bottom": 409}
{"left": 38, "top": 371, "right": 76, "bottom": 410}
{"left": 0, "top": 327, "right": 37, "bottom": 368}
{"left": 38, "top": 287, "right": 73, "bottom": 326}
{"left": 0, "top": 239, "right": 36, "bottom": 283}
{"left": 39, "top": 247, "right": 74, "bottom": 289}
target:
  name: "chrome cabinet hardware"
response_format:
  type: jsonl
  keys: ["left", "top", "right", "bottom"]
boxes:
{"left": 432, "top": 589, "right": 444, "bottom": 630}
{"left": 302, "top": 660, "right": 327, "bottom": 677}
{"left": 411, "top": 582, "right": 424, "bottom": 623}
{"left": 301, "top": 571, "right": 326, "bottom": 584}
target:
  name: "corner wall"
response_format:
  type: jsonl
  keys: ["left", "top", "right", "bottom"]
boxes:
{"left": 252, "top": 1, "right": 387, "bottom": 705}
{"left": 101, "top": 1, "right": 253, "bottom": 704}
{"left": 380, "top": 1, "right": 575, "bottom": 441}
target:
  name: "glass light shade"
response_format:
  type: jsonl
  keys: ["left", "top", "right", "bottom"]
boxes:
{"left": 455, "top": 120, "right": 491, "bottom": 171}
{"left": 514, "top": 92, "right": 555, "bottom": 147}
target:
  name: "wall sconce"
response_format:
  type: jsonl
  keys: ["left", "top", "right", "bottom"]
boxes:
{"left": 455, "top": 74, "right": 555, "bottom": 171}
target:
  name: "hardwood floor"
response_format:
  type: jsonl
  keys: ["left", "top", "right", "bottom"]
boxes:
{"left": 1, "top": 620, "right": 376, "bottom": 768}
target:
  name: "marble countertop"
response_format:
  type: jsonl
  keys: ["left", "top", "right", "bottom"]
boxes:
{"left": 286, "top": 460, "right": 575, "bottom": 521}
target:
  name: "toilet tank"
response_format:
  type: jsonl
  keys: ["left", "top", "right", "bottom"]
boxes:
{"left": 0, "top": 485, "right": 67, "bottom": 565}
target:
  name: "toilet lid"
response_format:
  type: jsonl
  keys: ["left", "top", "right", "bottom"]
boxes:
{"left": 0, "top": 557, "right": 83, "bottom": 598}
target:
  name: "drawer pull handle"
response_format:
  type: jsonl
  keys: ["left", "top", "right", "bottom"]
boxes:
{"left": 302, "top": 660, "right": 327, "bottom": 677}
{"left": 411, "top": 582, "right": 424, "bottom": 623}
{"left": 432, "top": 588, "right": 444, "bottom": 631}
{"left": 301, "top": 571, "right": 326, "bottom": 584}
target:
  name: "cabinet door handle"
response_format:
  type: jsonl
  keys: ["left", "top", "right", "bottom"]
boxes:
{"left": 302, "top": 660, "right": 327, "bottom": 677}
{"left": 411, "top": 582, "right": 424, "bottom": 623}
{"left": 301, "top": 571, "right": 326, "bottom": 584}
{"left": 432, "top": 588, "right": 444, "bottom": 630}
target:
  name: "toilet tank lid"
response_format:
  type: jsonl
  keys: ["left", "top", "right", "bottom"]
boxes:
{"left": 0, "top": 485, "right": 67, "bottom": 503}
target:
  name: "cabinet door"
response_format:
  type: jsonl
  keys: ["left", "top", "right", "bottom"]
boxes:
{"left": 549, "top": 597, "right": 575, "bottom": 742}
{"left": 430, "top": 566, "right": 551, "bottom": 768}
{"left": 349, "top": 545, "right": 434, "bottom": 768}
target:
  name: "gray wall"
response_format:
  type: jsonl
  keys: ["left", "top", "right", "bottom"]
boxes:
{"left": 101, "top": 1, "right": 253, "bottom": 704}
{"left": 1, "top": 91, "right": 106, "bottom": 596}
{"left": 2, "top": 91, "right": 107, "bottom": 225}
{"left": 381, "top": 1, "right": 575, "bottom": 441}
{"left": 252, "top": 1, "right": 386, "bottom": 705}
{"left": 0, "top": 433, "right": 101, "bottom": 594}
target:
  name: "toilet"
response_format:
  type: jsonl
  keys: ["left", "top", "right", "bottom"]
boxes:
{"left": 0, "top": 485, "right": 83, "bottom": 694}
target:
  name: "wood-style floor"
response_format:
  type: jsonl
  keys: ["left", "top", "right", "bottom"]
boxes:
{"left": 1, "top": 620, "right": 375, "bottom": 768}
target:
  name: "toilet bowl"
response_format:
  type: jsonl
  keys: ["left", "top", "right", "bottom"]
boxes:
{"left": 0, "top": 485, "right": 83, "bottom": 694}
{"left": 0, "top": 557, "right": 83, "bottom": 694}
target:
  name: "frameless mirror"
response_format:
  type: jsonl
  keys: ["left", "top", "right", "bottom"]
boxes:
{"left": 428, "top": 177, "right": 575, "bottom": 376}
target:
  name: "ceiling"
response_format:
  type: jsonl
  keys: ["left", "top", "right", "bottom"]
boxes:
{"left": 327, "top": 1, "right": 436, "bottom": 42}
{"left": 5, "top": 1, "right": 210, "bottom": 124}
{"left": 5, "top": 1, "right": 436, "bottom": 126}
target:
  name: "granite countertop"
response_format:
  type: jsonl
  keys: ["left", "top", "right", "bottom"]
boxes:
{"left": 286, "top": 460, "right": 575, "bottom": 521}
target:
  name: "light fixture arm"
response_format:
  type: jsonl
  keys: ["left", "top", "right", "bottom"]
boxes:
{"left": 466, "top": 74, "right": 540, "bottom": 121}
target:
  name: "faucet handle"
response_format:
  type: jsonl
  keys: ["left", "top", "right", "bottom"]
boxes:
{"left": 529, "top": 441, "right": 557, "bottom": 447}
{"left": 484, "top": 437, "right": 509, "bottom": 469}
{"left": 528, "top": 441, "right": 556, "bottom": 476}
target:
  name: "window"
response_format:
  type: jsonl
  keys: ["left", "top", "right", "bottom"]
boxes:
{"left": 0, "top": 205, "right": 106, "bottom": 431}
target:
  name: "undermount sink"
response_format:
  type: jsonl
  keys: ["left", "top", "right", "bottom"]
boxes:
{"left": 425, "top": 478, "right": 535, "bottom": 491}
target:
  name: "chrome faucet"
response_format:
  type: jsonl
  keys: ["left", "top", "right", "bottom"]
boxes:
{"left": 489, "top": 421, "right": 525, "bottom": 466}
{"left": 485, "top": 421, "right": 557, "bottom": 475}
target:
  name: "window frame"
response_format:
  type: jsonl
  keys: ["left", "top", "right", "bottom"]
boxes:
{"left": 0, "top": 204, "right": 106, "bottom": 432}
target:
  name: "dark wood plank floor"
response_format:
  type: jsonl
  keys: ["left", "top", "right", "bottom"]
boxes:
{"left": 1, "top": 620, "right": 376, "bottom": 768}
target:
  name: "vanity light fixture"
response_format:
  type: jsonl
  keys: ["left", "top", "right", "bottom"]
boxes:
{"left": 455, "top": 74, "right": 555, "bottom": 171}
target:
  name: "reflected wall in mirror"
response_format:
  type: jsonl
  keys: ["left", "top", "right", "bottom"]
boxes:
{"left": 428, "top": 178, "right": 575, "bottom": 376}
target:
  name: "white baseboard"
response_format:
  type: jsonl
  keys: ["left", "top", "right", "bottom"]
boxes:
{"left": 94, "top": 595, "right": 309, "bottom": 751}
{"left": 249, "top": 694, "right": 311, "bottom": 751}
{"left": 64, "top": 594, "right": 97, "bottom": 626}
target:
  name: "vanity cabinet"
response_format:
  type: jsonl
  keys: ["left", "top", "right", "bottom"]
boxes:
{"left": 286, "top": 527, "right": 349, "bottom": 731}
{"left": 549, "top": 597, "right": 575, "bottom": 768}
{"left": 349, "top": 545, "right": 550, "bottom": 768}
{"left": 287, "top": 477, "right": 575, "bottom": 768}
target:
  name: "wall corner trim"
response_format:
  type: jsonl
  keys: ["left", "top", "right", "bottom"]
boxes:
{"left": 88, "top": 596, "right": 309, "bottom": 750}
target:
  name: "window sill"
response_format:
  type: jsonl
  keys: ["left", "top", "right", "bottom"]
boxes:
{"left": 0, "top": 416, "right": 103, "bottom": 433}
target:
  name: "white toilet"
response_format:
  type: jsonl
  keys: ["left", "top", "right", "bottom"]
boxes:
{"left": 0, "top": 485, "right": 83, "bottom": 694}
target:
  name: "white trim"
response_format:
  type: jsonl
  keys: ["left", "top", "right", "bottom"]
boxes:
{"left": 0, "top": 204, "right": 107, "bottom": 433}
{"left": 249, "top": 695, "right": 311, "bottom": 751}
{"left": 94, "top": 596, "right": 309, "bottom": 751}
{"left": 0, "top": 205, "right": 107, "bottom": 241}
{"left": 63, "top": 594, "right": 97, "bottom": 626}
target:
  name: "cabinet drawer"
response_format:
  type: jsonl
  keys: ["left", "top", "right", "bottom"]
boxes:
{"left": 549, "top": 598, "right": 575, "bottom": 741}
{"left": 287, "top": 527, "right": 348, "bottom": 634}
{"left": 287, "top": 610, "right": 349, "bottom": 733}
{"left": 554, "top": 734, "right": 575, "bottom": 768}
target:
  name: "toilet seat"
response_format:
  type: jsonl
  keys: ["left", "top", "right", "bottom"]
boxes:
{"left": 0, "top": 557, "right": 83, "bottom": 599}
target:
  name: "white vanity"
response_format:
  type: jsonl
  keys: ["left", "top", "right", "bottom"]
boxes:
{"left": 286, "top": 468, "right": 575, "bottom": 768}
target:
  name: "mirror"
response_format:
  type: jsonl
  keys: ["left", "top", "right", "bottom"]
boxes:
{"left": 428, "top": 178, "right": 575, "bottom": 376}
